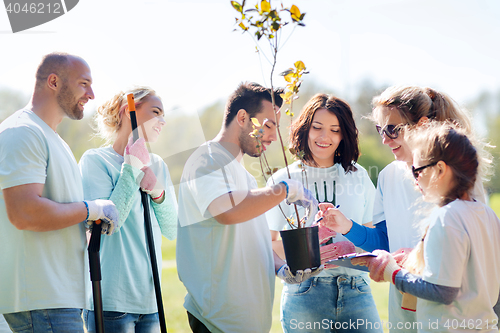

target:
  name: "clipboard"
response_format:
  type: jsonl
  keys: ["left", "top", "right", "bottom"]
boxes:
{"left": 326, "top": 253, "right": 376, "bottom": 272}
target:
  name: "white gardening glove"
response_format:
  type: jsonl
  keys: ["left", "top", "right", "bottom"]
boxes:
{"left": 276, "top": 264, "right": 324, "bottom": 284}
{"left": 84, "top": 199, "right": 119, "bottom": 235}
{"left": 280, "top": 179, "right": 318, "bottom": 222}
{"left": 140, "top": 166, "right": 164, "bottom": 202}
{"left": 124, "top": 137, "right": 150, "bottom": 170}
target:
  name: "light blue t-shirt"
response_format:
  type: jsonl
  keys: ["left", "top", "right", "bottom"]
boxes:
{"left": 266, "top": 160, "right": 375, "bottom": 278}
{"left": 0, "top": 109, "right": 90, "bottom": 313}
{"left": 79, "top": 146, "right": 176, "bottom": 314}
{"left": 176, "top": 142, "right": 275, "bottom": 333}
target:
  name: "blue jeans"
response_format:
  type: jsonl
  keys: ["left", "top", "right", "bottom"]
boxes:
{"left": 3, "top": 309, "right": 84, "bottom": 333}
{"left": 83, "top": 310, "right": 159, "bottom": 333}
{"left": 281, "top": 275, "right": 383, "bottom": 333}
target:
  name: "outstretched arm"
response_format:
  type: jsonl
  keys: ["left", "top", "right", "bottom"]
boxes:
{"left": 344, "top": 220, "right": 389, "bottom": 252}
{"left": 208, "top": 183, "right": 287, "bottom": 225}
{"left": 317, "top": 203, "right": 389, "bottom": 252}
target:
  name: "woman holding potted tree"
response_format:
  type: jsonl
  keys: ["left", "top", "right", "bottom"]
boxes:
{"left": 266, "top": 93, "right": 382, "bottom": 333}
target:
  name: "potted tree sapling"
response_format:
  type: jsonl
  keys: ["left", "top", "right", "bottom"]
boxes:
{"left": 231, "top": 0, "right": 320, "bottom": 273}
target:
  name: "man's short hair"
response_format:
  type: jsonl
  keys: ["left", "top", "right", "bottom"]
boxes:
{"left": 35, "top": 52, "right": 72, "bottom": 88}
{"left": 223, "top": 82, "right": 283, "bottom": 127}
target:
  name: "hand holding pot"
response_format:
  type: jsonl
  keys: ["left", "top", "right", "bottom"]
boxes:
{"left": 277, "top": 264, "right": 324, "bottom": 284}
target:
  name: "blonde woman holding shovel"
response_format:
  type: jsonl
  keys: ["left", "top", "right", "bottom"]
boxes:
{"left": 79, "top": 87, "right": 177, "bottom": 333}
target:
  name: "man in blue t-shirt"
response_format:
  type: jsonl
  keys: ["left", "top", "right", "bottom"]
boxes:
{"left": 0, "top": 52, "right": 118, "bottom": 332}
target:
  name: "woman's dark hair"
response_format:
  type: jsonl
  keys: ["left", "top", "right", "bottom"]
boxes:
{"left": 289, "top": 93, "right": 359, "bottom": 173}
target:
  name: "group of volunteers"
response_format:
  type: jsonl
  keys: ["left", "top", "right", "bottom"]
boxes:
{"left": 0, "top": 51, "right": 498, "bottom": 333}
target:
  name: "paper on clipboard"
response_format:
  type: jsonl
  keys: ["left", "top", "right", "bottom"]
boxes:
{"left": 326, "top": 253, "right": 376, "bottom": 272}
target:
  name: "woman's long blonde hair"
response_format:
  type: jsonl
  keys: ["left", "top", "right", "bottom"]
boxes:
{"left": 94, "top": 86, "right": 159, "bottom": 145}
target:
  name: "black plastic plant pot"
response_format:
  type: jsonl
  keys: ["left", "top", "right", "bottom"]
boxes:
{"left": 280, "top": 225, "right": 321, "bottom": 274}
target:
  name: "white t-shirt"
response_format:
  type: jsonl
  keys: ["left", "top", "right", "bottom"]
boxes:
{"left": 373, "top": 161, "right": 431, "bottom": 252}
{"left": 266, "top": 160, "right": 375, "bottom": 278}
{"left": 0, "top": 109, "right": 90, "bottom": 313}
{"left": 417, "top": 200, "right": 500, "bottom": 332}
{"left": 176, "top": 142, "right": 275, "bottom": 333}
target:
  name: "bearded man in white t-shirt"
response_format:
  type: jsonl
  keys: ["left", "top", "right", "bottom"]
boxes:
{"left": 177, "top": 82, "right": 322, "bottom": 333}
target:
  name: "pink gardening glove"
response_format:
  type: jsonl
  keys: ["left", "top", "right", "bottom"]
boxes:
{"left": 352, "top": 250, "right": 401, "bottom": 283}
{"left": 124, "top": 137, "right": 150, "bottom": 170}
{"left": 140, "top": 166, "right": 164, "bottom": 201}
{"left": 321, "top": 241, "right": 356, "bottom": 269}
{"left": 392, "top": 247, "right": 413, "bottom": 267}
{"left": 317, "top": 223, "right": 336, "bottom": 244}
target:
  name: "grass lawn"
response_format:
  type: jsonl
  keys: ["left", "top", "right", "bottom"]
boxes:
{"left": 161, "top": 240, "right": 390, "bottom": 333}
{"left": 489, "top": 192, "right": 500, "bottom": 217}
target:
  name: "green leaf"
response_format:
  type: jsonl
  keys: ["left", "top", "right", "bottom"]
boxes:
{"left": 280, "top": 68, "right": 293, "bottom": 76}
{"left": 231, "top": 1, "right": 242, "bottom": 13}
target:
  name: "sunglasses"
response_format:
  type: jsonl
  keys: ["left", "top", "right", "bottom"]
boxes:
{"left": 412, "top": 162, "right": 438, "bottom": 180}
{"left": 375, "top": 124, "right": 403, "bottom": 140}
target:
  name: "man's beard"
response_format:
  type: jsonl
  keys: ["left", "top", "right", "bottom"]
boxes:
{"left": 239, "top": 126, "right": 262, "bottom": 158}
{"left": 57, "top": 82, "right": 83, "bottom": 120}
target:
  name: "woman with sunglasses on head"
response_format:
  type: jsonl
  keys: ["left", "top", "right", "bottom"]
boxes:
{"left": 348, "top": 122, "right": 500, "bottom": 332}
{"left": 79, "top": 87, "right": 177, "bottom": 333}
{"left": 318, "top": 86, "right": 489, "bottom": 332}
{"left": 266, "top": 94, "right": 382, "bottom": 333}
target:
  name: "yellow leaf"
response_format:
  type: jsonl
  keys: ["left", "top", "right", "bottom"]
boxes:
{"left": 282, "top": 91, "right": 293, "bottom": 101}
{"left": 290, "top": 4, "right": 301, "bottom": 20}
{"left": 238, "top": 22, "right": 248, "bottom": 30}
{"left": 261, "top": 0, "right": 271, "bottom": 13}
{"left": 251, "top": 118, "right": 261, "bottom": 127}
{"left": 294, "top": 60, "right": 306, "bottom": 71}
{"left": 284, "top": 72, "right": 294, "bottom": 83}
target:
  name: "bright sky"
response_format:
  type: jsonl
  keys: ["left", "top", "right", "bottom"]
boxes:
{"left": 1, "top": 0, "right": 499, "bottom": 117}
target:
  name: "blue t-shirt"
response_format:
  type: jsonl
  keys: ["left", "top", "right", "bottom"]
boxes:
{"left": 0, "top": 109, "right": 90, "bottom": 313}
{"left": 79, "top": 146, "right": 176, "bottom": 314}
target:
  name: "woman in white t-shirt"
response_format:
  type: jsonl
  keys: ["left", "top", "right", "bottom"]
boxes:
{"left": 266, "top": 93, "right": 382, "bottom": 333}
{"left": 345, "top": 122, "right": 500, "bottom": 332}
{"left": 320, "top": 86, "right": 489, "bottom": 332}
